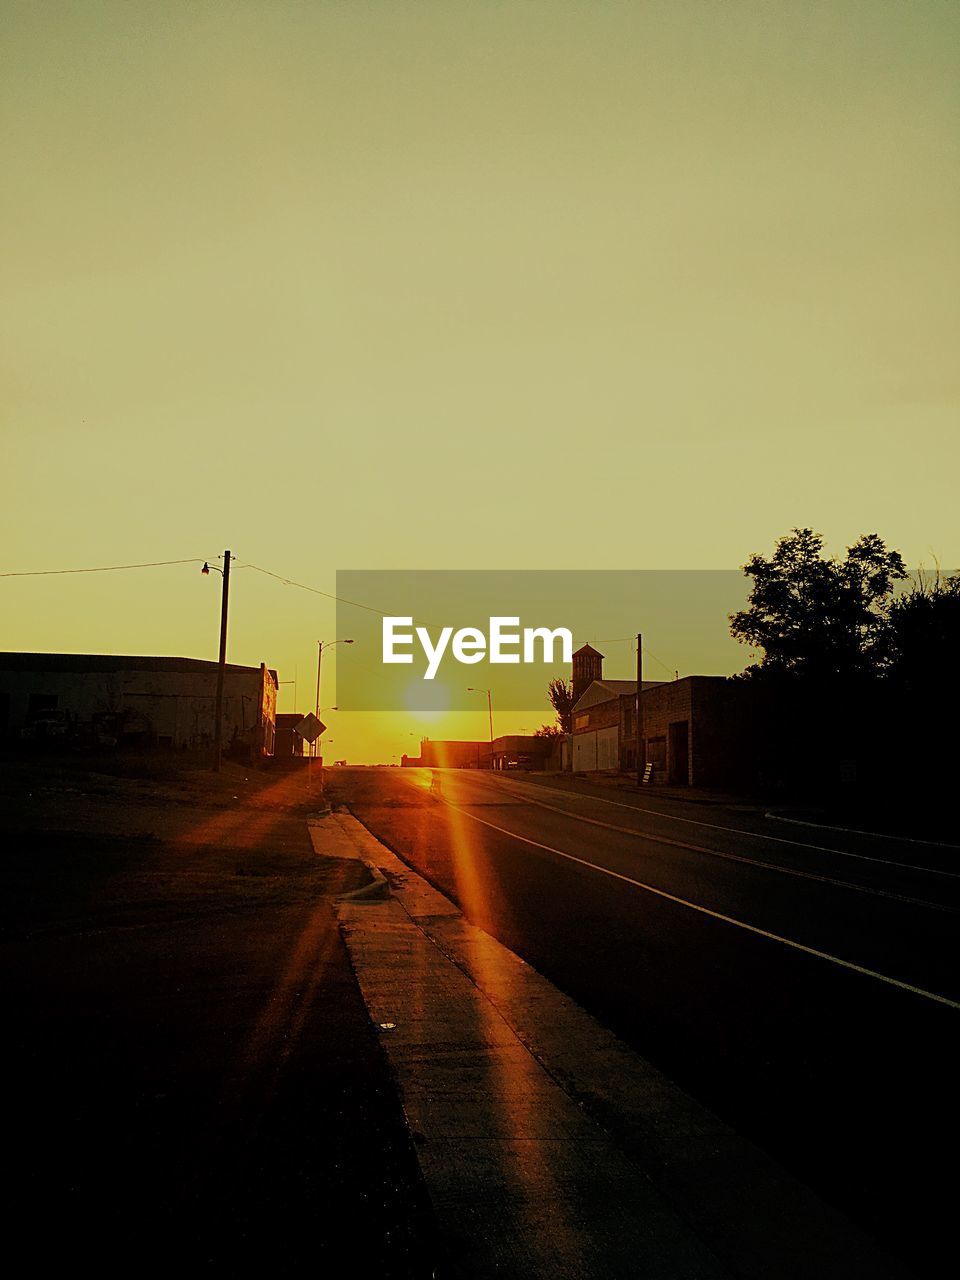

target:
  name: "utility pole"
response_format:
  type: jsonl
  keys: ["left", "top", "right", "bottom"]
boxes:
{"left": 468, "top": 687, "right": 494, "bottom": 768}
{"left": 315, "top": 640, "right": 328, "bottom": 797}
{"left": 312, "top": 638, "right": 354, "bottom": 790}
{"left": 212, "top": 549, "right": 231, "bottom": 772}
{"left": 321, "top": 640, "right": 330, "bottom": 757}
{"left": 635, "top": 631, "right": 644, "bottom": 788}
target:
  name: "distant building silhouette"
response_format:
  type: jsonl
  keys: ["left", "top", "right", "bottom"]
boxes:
{"left": 401, "top": 735, "right": 554, "bottom": 771}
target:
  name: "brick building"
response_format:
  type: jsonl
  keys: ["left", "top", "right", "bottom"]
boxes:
{"left": 570, "top": 644, "right": 748, "bottom": 785}
{"left": 571, "top": 675, "right": 663, "bottom": 772}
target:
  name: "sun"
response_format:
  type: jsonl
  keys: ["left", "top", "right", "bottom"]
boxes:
{"left": 403, "top": 679, "right": 451, "bottom": 724}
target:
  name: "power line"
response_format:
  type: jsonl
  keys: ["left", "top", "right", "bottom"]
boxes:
{"left": 2, "top": 556, "right": 683, "bottom": 676}
{"left": 1, "top": 553, "right": 421, "bottom": 623}
{"left": 582, "top": 636, "right": 679, "bottom": 678}
{"left": 0, "top": 558, "right": 205, "bottom": 578}
{"left": 643, "top": 647, "right": 679, "bottom": 678}
{"left": 236, "top": 561, "right": 398, "bottom": 619}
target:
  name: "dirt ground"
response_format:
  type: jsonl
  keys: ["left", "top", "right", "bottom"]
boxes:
{"left": 1, "top": 754, "right": 437, "bottom": 1273}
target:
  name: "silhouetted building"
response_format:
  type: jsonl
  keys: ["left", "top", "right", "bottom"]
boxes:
{"left": 572, "top": 643, "right": 604, "bottom": 706}
{"left": 571, "top": 678, "right": 663, "bottom": 772}
{"left": 401, "top": 735, "right": 556, "bottom": 771}
{"left": 489, "top": 735, "right": 553, "bottom": 771}
{"left": 0, "top": 653, "right": 277, "bottom": 757}
{"left": 570, "top": 648, "right": 749, "bottom": 785}
{"left": 402, "top": 738, "right": 492, "bottom": 768}
{"left": 275, "top": 713, "right": 308, "bottom": 758}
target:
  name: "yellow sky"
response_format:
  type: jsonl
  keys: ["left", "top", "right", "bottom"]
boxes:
{"left": 2, "top": 1, "right": 957, "bottom": 761}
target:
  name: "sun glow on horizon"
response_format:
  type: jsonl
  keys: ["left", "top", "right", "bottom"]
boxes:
{"left": 403, "top": 678, "right": 452, "bottom": 721}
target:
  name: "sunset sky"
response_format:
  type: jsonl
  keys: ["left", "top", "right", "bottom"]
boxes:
{"left": 3, "top": 1, "right": 957, "bottom": 761}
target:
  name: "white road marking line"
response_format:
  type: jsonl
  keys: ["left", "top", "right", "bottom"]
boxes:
{"left": 765, "top": 811, "right": 960, "bottom": 850}
{"left": 440, "top": 798, "right": 960, "bottom": 1013}
{"left": 481, "top": 774, "right": 960, "bottom": 881}
{"left": 446, "top": 778, "right": 956, "bottom": 914}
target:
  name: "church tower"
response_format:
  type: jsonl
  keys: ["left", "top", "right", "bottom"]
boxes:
{"left": 572, "top": 644, "right": 604, "bottom": 706}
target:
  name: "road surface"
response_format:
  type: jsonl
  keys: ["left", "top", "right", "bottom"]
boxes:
{"left": 331, "top": 766, "right": 959, "bottom": 1276}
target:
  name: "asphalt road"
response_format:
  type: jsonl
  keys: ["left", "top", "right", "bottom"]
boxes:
{"left": 332, "top": 766, "right": 960, "bottom": 1277}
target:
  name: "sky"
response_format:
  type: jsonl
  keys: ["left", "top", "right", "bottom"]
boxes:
{"left": 2, "top": 1, "right": 957, "bottom": 761}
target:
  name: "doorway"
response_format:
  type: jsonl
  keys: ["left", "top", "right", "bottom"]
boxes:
{"left": 668, "top": 720, "right": 689, "bottom": 785}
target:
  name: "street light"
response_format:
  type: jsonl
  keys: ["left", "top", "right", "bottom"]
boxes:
{"left": 315, "top": 640, "right": 354, "bottom": 756}
{"left": 313, "top": 641, "right": 354, "bottom": 797}
{"left": 202, "top": 550, "right": 231, "bottom": 772}
{"left": 278, "top": 663, "right": 299, "bottom": 712}
{"left": 467, "top": 686, "right": 494, "bottom": 768}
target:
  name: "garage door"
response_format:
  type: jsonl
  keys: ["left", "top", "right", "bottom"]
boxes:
{"left": 596, "top": 725, "right": 619, "bottom": 770}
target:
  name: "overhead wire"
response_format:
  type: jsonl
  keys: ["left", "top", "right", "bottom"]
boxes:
{"left": 1, "top": 558, "right": 205, "bottom": 578}
{"left": 2, "top": 555, "right": 681, "bottom": 675}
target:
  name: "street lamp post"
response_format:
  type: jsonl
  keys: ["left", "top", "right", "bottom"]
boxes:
{"left": 467, "top": 686, "right": 494, "bottom": 768}
{"left": 278, "top": 664, "right": 298, "bottom": 713}
{"left": 636, "top": 631, "right": 645, "bottom": 788}
{"left": 201, "top": 550, "right": 231, "bottom": 772}
{"left": 314, "top": 640, "right": 354, "bottom": 790}
{"left": 315, "top": 640, "right": 354, "bottom": 757}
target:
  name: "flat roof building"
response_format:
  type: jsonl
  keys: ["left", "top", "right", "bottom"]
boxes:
{"left": 570, "top": 648, "right": 749, "bottom": 786}
{"left": 0, "top": 652, "right": 278, "bottom": 758}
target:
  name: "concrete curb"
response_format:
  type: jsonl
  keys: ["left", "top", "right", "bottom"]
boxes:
{"left": 337, "top": 864, "right": 391, "bottom": 902}
{"left": 306, "top": 808, "right": 392, "bottom": 901}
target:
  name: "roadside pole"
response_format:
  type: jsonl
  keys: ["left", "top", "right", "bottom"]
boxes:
{"left": 212, "top": 549, "right": 231, "bottom": 773}
{"left": 315, "top": 639, "right": 323, "bottom": 788}
{"left": 468, "top": 687, "right": 495, "bottom": 769}
{"left": 311, "top": 638, "right": 353, "bottom": 795}
{"left": 636, "top": 631, "right": 644, "bottom": 788}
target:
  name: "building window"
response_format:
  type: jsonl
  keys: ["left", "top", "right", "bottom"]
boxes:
{"left": 574, "top": 713, "right": 589, "bottom": 730}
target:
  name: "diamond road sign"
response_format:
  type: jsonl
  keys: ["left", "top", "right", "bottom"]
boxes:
{"left": 294, "top": 713, "right": 326, "bottom": 744}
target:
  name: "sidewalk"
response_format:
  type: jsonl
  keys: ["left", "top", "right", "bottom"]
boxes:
{"left": 313, "top": 808, "right": 904, "bottom": 1280}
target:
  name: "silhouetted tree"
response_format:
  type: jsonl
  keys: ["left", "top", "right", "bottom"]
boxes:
{"left": 883, "top": 571, "right": 960, "bottom": 799}
{"left": 730, "top": 528, "right": 907, "bottom": 680}
{"left": 547, "top": 678, "right": 575, "bottom": 733}
{"left": 885, "top": 570, "right": 960, "bottom": 688}
{"left": 726, "top": 530, "right": 954, "bottom": 821}
{"left": 534, "top": 723, "right": 563, "bottom": 739}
